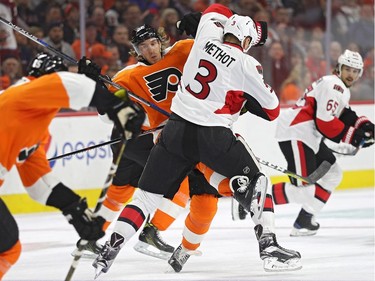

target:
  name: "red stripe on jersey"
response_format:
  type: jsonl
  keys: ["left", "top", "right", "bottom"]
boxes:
{"left": 262, "top": 105, "right": 280, "bottom": 121}
{"left": 118, "top": 205, "right": 145, "bottom": 230}
{"left": 297, "top": 141, "right": 308, "bottom": 177}
{"left": 290, "top": 96, "right": 316, "bottom": 126}
{"left": 203, "top": 3, "right": 233, "bottom": 18}
{"left": 316, "top": 118, "right": 345, "bottom": 138}
{"left": 314, "top": 184, "right": 331, "bottom": 203}
{"left": 272, "top": 182, "right": 288, "bottom": 204}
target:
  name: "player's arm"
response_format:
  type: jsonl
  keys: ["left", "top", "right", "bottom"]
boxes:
{"left": 313, "top": 89, "right": 371, "bottom": 147}
{"left": 242, "top": 61, "right": 280, "bottom": 121}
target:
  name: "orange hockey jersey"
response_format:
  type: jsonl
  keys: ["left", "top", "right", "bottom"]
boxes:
{"left": 109, "top": 39, "right": 194, "bottom": 131}
{"left": 0, "top": 72, "right": 97, "bottom": 186}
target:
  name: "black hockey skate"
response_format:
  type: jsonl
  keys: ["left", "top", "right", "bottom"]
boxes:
{"left": 167, "top": 244, "right": 201, "bottom": 273}
{"left": 231, "top": 197, "right": 248, "bottom": 220}
{"left": 71, "top": 239, "right": 103, "bottom": 259}
{"left": 133, "top": 222, "right": 174, "bottom": 260}
{"left": 93, "top": 232, "right": 124, "bottom": 278}
{"left": 290, "top": 208, "right": 320, "bottom": 237}
{"left": 255, "top": 225, "right": 302, "bottom": 272}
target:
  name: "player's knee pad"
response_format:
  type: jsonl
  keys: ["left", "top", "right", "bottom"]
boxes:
{"left": 25, "top": 171, "right": 59, "bottom": 204}
{"left": 317, "top": 163, "right": 343, "bottom": 193}
{"left": 230, "top": 173, "right": 264, "bottom": 212}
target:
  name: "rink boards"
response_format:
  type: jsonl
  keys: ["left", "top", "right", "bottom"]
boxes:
{"left": 1, "top": 103, "right": 373, "bottom": 214}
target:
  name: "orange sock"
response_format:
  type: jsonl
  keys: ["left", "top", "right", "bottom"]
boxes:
{"left": 0, "top": 240, "right": 21, "bottom": 280}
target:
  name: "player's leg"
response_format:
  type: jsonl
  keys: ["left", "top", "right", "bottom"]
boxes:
{"left": 18, "top": 146, "right": 105, "bottom": 241}
{"left": 93, "top": 120, "right": 195, "bottom": 275}
{"left": 134, "top": 176, "right": 190, "bottom": 259}
{"left": 0, "top": 199, "right": 21, "bottom": 279}
{"left": 272, "top": 140, "right": 340, "bottom": 236}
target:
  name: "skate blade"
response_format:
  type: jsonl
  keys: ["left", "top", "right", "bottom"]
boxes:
{"left": 94, "top": 264, "right": 105, "bottom": 279}
{"left": 290, "top": 228, "right": 318, "bottom": 237}
{"left": 263, "top": 257, "right": 302, "bottom": 272}
{"left": 133, "top": 241, "right": 172, "bottom": 260}
{"left": 164, "top": 264, "right": 178, "bottom": 273}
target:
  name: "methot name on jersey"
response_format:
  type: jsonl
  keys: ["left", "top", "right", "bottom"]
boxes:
{"left": 204, "top": 41, "right": 236, "bottom": 67}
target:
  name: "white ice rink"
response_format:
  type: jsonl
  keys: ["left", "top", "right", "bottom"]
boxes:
{"left": 4, "top": 187, "right": 374, "bottom": 281}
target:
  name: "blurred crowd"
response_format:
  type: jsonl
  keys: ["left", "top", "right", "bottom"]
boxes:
{"left": 0, "top": 0, "right": 374, "bottom": 103}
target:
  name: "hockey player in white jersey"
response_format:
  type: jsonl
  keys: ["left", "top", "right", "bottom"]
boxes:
{"left": 93, "top": 3, "right": 302, "bottom": 277}
{"left": 272, "top": 50, "right": 374, "bottom": 236}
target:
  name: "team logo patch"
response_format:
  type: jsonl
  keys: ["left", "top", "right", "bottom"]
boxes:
{"left": 144, "top": 68, "right": 182, "bottom": 102}
{"left": 333, "top": 84, "right": 344, "bottom": 93}
{"left": 256, "top": 65, "right": 263, "bottom": 75}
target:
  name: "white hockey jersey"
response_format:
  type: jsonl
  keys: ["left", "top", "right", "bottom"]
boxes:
{"left": 275, "top": 74, "right": 351, "bottom": 153}
{"left": 171, "top": 4, "right": 279, "bottom": 128}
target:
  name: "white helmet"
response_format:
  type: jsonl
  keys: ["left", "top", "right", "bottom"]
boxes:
{"left": 337, "top": 49, "right": 364, "bottom": 79}
{"left": 224, "top": 14, "right": 258, "bottom": 52}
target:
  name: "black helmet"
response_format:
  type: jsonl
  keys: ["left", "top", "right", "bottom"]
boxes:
{"left": 27, "top": 53, "right": 68, "bottom": 77}
{"left": 131, "top": 24, "right": 160, "bottom": 47}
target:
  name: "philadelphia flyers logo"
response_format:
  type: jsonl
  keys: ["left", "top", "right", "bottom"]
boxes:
{"left": 144, "top": 68, "right": 182, "bottom": 102}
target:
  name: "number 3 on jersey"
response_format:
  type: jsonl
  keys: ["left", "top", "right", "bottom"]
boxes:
{"left": 185, "top": 59, "right": 217, "bottom": 100}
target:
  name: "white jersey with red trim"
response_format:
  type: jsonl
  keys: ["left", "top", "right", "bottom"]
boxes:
{"left": 171, "top": 4, "right": 279, "bottom": 128}
{"left": 275, "top": 74, "right": 350, "bottom": 153}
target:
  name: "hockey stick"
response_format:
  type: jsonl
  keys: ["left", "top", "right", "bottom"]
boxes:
{"left": 48, "top": 125, "right": 165, "bottom": 162}
{"left": 0, "top": 16, "right": 171, "bottom": 118}
{"left": 64, "top": 139, "right": 126, "bottom": 281}
{"left": 256, "top": 157, "right": 314, "bottom": 184}
{"left": 326, "top": 138, "right": 372, "bottom": 156}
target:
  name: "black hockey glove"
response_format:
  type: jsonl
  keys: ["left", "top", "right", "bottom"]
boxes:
{"left": 62, "top": 198, "right": 105, "bottom": 241}
{"left": 176, "top": 12, "right": 202, "bottom": 38}
{"left": 342, "top": 127, "right": 369, "bottom": 148}
{"left": 354, "top": 117, "right": 374, "bottom": 147}
{"left": 90, "top": 86, "right": 145, "bottom": 139}
{"left": 78, "top": 56, "right": 102, "bottom": 82}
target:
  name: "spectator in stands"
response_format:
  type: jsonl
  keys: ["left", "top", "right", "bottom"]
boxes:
{"left": 105, "top": 0, "right": 129, "bottom": 28}
{"left": 13, "top": 31, "right": 33, "bottom": 74}
{"left": 329, "top": 41, "right": 342, "bottom": 71}
{"left": 159, "top": 7, "right": 182, "bottom": 44}
{"left": 43, "top": 21, "right": 76, "bottom": 66}
{"left": 106, "top": 44, "right": 124, "bottom": 71}
{"left": 72, "top": 21, "right": 99, "bottom": 59}
{"left": 90, "top": 43, "right": 112, "bottom": 75}
{"left": 110, "top": 24, "right": 134, "bottom": 65}
{"left": 263, "top": 40, "right": 290, "bottom": 96}
{"left": 1, "top": 56, "right": 22, "bottom": 87}
{"left": 89, "top": 6, "right": 109, "bottom": 44}
{"left": 170, "top": 0, "right": 195, "bottom": 18}
{"left": 121, "top": 3, "right": 144, "bottom": 32}
{"left": 16, "top": 0, "right": 39, "bottom": 27}
{"left": 305, "top": 40, "right": 326, "bottom": 82}
{"left": 347, "top": 4, "right": 374, "bottom": 56}
{"left": 63, "top": 3, "right": 79, "bottom": 44}
{"left": 43, "top": 3, "right": 64, "bottom": 33}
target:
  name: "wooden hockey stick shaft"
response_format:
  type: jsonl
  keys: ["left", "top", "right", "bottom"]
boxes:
{"left": 256, "top": 157, "right": 313, "bottom": 184}
{"left": 64, "top": 140, "right": 126, "bottom": 281}
{"left": 0, "top": 16, "right": 171, "bottom": 118}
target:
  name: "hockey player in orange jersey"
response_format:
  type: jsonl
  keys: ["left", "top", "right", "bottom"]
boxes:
{"left": 76, "top": 24, "right": 221, "bottom": 260}
{"left": 0, "top": 53, "right": 144, "bottom": 280}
